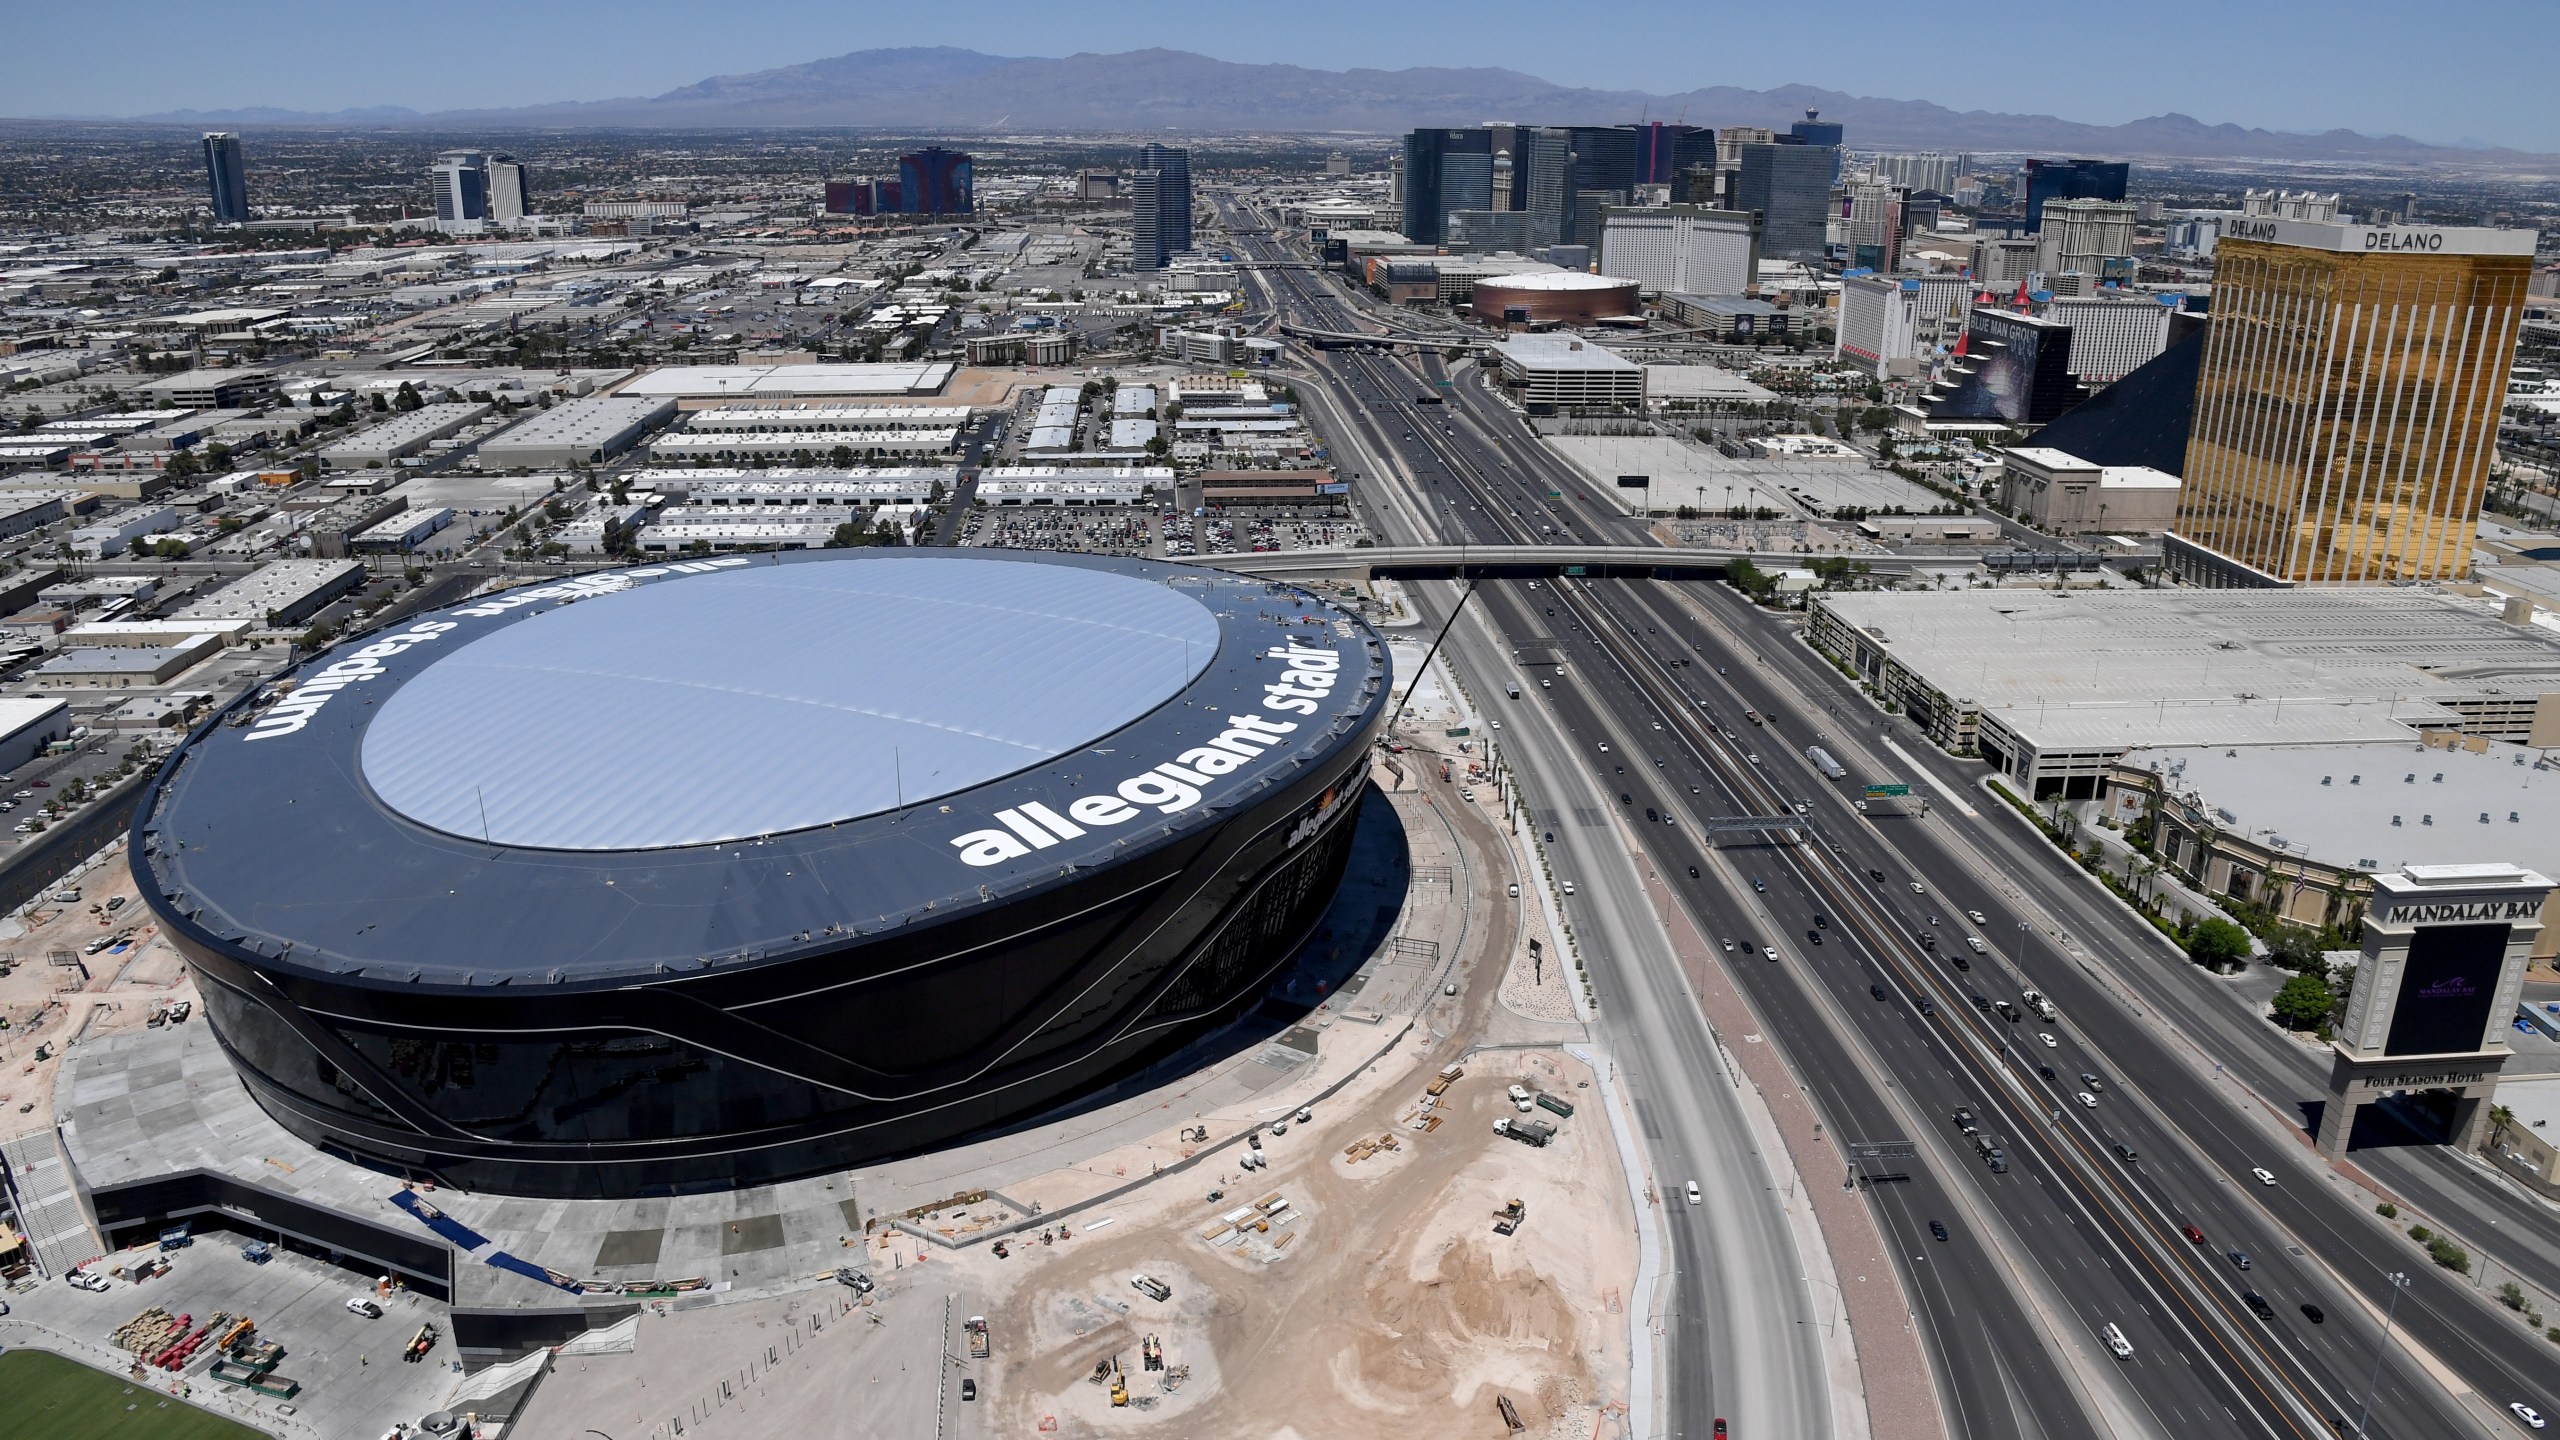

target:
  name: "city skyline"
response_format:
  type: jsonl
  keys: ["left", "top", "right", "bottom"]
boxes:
{"left": 6, "top": 3, "right": 2559, "bottom": 154}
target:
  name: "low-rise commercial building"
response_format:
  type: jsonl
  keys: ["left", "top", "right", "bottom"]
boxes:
{"left": 0, "top": 491, "right": 72, "bottom": 539}
{"left": 478, "top": 396, "right": 676, "bottom": 469}
{"left": 2104, "top": 736, "right": 2560, "bottom": 944}
{"left": 1997, "top": 446, "right": 2182, "bottom": 535}
{"left": 352, "top": 506, "right": 455, "bottom": 553}
{"left": 1660, "top": 293, "right": 1788, "bottom": 341}
{"left": 631, "top": 467, "right": 957, "bottom": 508}
{"left": 33, "top": 633, "right": 220, "bottom": 687}
{"left": 177, "top": 559, "right": 367, "bottom": 626}
{"left": 319, "top": 402, "right": 493, "bottom": 470}
{"left": 69, "top": 505, "right": 181, "bottom": 559}
{"left": 976, "top": 467, "right": 1167, "bottom": 505}
{"left": 0, "top": 698, "right": 69, "bottom": 770}
{"left": 647, "top": 428, "right": 959, "bottom": 461}
{"left": 1810, "top": 588, "right": 2560, "bottom": 797}
{"left": 135, "top": 370, "right": 275, "bottom": 409}
{"left": 62, "top": 617, "right": 254, "bottom": 649}
{"left": 678, "top": 405, "right": 972, "bottom": 434}
{"left": 298, "top": 494, "right": 407, "bottom": 559}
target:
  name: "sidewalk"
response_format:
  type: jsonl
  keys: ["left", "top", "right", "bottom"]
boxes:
{"left": 1626, "top": 842, "right": 1941, "bottom": 1440}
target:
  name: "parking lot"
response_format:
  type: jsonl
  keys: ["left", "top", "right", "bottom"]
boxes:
{"left": 962, "top": 505, "right": 1161, "bottom": 557}
{"left": 1167, "top": 509, "right": 1369, "bottom": 557}
{"left": 0, "top": 1234, "right": 457, "bottom": 1440}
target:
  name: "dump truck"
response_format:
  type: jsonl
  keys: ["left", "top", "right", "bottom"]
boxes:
{"left": 1494, "top": 1117, "right": 1555, "bottom": 1148}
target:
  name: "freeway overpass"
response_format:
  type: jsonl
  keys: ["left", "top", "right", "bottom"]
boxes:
{"left": 1202, "top": 543, "right": 1914, "bottom": 581}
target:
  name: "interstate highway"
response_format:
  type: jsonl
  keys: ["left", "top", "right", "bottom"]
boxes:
{"left": 1226, "top": 202, "right": 1835, "bottom": 1438}
{"left": 1226, "top": 214, "right": 2549, "bottom": 1436}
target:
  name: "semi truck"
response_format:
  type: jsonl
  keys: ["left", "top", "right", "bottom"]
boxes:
{"left": 1806, "top": 746, "right": 1846, "bottom": 780}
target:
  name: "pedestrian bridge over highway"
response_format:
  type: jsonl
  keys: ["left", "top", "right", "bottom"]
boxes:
{"left": 1203, "top": 544, "right": 1748, "bottom": 581}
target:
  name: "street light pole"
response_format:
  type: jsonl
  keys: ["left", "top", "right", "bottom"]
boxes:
{"left": 2356, "top": 1271, "right": 2409, "bottom": 1437}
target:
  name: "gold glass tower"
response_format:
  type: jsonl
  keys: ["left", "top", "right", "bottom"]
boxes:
{"left": 2168, "top": 220, "right": 2533, "bottom": 586}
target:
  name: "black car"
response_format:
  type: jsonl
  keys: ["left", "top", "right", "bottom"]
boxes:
{"left": 1928, "top": 1220, "right": 1950, "bottom": 1242}
{"left": 1813, "top": 915, "right": 1829, "bottom": 929}
{"left": 1949, "top": 953, "right": 1971, "bottom": 971}
{"left": 1645, "top": 807, "right": 1659, "bottom": 822}
{"left": 2300, "top": 1303, "right": 2325, "bottom": 1324}
{"left": 1806, "top": 930, "right": 1823, "bottom": 945}
{"left": 1921, "top": 934, "right": 1937, "bottom": 950}
{"left": 1687, "top": 865, "right": 1700, "bottom": 879}
{"left": 2242, "top": 1291, "right": 2274, "bottom": 1320}
{"left": 1870, "top": 983, "right": 1889, "bottom": 1000}
{"left": 2038, "top": 1064, "right": 2057, "bottom": 1081}
{"left": 2111, "top": 1142, "right": 2138, "bottom": 1164}
{"left": 962, "top": 1378, "right": 978, "bottom": 1401}
{"left": 1621, "top": 793, "right": 1632, "bottom": 804}
{"left": 1918, "top": 997, "right": 1936, "bottom": 1016}
{"left": 1868, "top": 868, "right": 1885, "bottom": 882}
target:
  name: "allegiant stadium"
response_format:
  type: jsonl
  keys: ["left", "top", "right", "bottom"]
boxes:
{"left": 133, "top": 549, "right": 1388, "bottom": 1198}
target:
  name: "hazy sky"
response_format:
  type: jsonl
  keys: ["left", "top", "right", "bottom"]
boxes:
{"left": 9, "top": 0, "right": 2553, "bottom": 152}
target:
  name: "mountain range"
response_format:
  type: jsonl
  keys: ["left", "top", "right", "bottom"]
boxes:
{"left": 81, "top": 47, "right": 2547, "bottom": 165}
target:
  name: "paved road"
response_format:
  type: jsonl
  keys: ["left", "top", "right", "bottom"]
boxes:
{"left": 1230, "top": 216, "right": 2556, "bottom": 1437}
{"left": 1238, "top": 227, "right": 1841, "bottom": 1438}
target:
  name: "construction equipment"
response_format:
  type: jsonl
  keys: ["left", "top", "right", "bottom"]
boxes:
{"left": 1493, "top": 1198, "right": 1526, "bottom": 1236}
{"left": 1141, "top": 1333, "right": 1162, "bottom": 1371}
{"left": 1534, "top": 1093, "right": 1575, "bottom": 1119}
{"left": 402, "top": 1322, "right": 437, "bottom": 1363}
{"left": 966, "top": 1315, "right": 990, "bottom": 1359}
{"left": 1109, "top": 1358, "right": 1130, "bottom": 1408}
{"left": 1088, "top": 1359, "right": 1115, "bottom": 1385}
{"left": 1496, "top": 1394, "right": 1526, "bottom": 1432}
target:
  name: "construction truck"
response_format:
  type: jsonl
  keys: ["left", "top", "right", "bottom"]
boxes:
{"left": 966, "top": 1315, "right": 990, "bottom": 1359}
{"left": 1493, "top": 1117, "right": 1555, "bottom": 1148}
{"left": 1142, "top": 1333, "right": 1163, "bottom": 1371}
{"left": 1493, "top": 1199, "right": 1526, "bottom": 1236}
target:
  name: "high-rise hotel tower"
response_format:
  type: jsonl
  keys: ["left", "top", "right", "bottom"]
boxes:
{"left": 2167, "top": 219, "right": 2534, "bottom": 587}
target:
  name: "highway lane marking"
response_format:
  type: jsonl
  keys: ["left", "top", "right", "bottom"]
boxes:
{"left": 1879, "top": 737, "right": 1978, "bottom": 816}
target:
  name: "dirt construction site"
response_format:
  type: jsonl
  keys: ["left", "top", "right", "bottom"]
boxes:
{"left": 922, "top": 651, "right": 1638, "bottom": 1440}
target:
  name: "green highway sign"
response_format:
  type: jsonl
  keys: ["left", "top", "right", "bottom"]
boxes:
{"left": 1864, "top": 783, "right": 1912, "bottom": 798}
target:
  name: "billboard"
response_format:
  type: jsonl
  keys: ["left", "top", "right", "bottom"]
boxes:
{"left": 2384, "top": 922, "right": 2506, "bottom": 1056}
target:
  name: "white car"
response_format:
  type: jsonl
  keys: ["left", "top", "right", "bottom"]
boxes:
{"left": 1966, "top": 910, "right": 1988, "bottom": 925}
{"left": 2510, "top": 1403, "right": 2545, "bottom": 1430}
{"left": 345, "top": 1296, "right": 383, "bottom": 1318}
{"left": 1561, "top": 881, "right": 1576, "bottom": 896}
{"left": 1488, "top": 719, "right": 1501, "bottom": 730}
{"left": 1685, "top": 1181, "right": 1701, "bottom": 1205}
{"left": 2076, "top": 1092, "right": 2097, "bottom": 1108}
{"left": 1764, "top": 947, "right": 1780, "bottom": 961}
{"left": 2251, "top": 1167, "right": 2276, "bottom": 1186}
{"left": 1909, "top": 882, "right": 1925, "bottom": 895}
{"left": 2037, "top": 1032, "right": 2059, "bottom": 1049}
{"left": 1597, "top": 743, "right": 1609, "bottom": 753}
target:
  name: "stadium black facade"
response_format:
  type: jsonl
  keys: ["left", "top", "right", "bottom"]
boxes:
{"left": 134, "top": 551, "right": 1389, "bottom": 1198}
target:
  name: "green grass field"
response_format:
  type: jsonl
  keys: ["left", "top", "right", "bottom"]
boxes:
{"left": 0, "top": 1349, "right": 271, "bottom": 1440}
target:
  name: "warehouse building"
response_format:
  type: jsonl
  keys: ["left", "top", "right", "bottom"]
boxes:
{"left": 0, "top": 698, "right": 69, "bottom": 772}
{"left": 70, "top": 505, "right": 181, "bottom": 559}
{"left": 1493, "top": 335, "right": 1646, "bottom": 410}
{"left": 478, "top": 395, "right": 676, "bottom": 469}
{"left": 34, "top": 632, "right": 221, "bottom": 687}
{"left": 977, "top": 467, "right": 1169, "bottom": 505}
{"left": 1810, "top": 588, "right": 2560, "bottom": 797}
{"left": 677, "top": 405, "right": 972, "bottom": 435}
{"left": 178, "top": 559, "right": 367, "bottom": 626}
{"left": 319, "top": 402, "right": 493, "bottom": 470}
{"left": 648, "top": 427, "right": 960, "bottom": 462}
{"left": 0, "top": 491, "right": 73, "bottom": 539}
{"left": 616, "top": 363, "right": 954, "bottom": 406}
{"left": 351, "top": 506, "right": 455, "bottom": 553}
{"left": 633, "top": 468, "right": 958, "bottom": 508}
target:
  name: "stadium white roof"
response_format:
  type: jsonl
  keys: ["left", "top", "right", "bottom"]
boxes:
{"left": 358, "top": 557, "right": 1220, "bottom": 850}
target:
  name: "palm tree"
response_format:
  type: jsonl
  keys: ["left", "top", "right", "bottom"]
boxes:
{"left": 2486, "top": 1104, "right": 2517, "bottom": 1150}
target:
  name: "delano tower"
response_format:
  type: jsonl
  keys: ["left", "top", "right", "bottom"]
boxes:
{"left": 2165, "top": 219, "right": 2534, "bottom": 587}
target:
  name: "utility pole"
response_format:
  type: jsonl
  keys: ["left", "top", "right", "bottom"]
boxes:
{"left": 2355, "top": 1271, "right": 2408, "bottom": 1437}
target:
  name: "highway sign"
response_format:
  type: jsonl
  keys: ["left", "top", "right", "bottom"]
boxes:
{"left": 1864, "top": 783, "right": 1912, "bottom": 798}
{"left": 1616, "top": 475, "right": 1650, "bottom": 488}
{"left": 1849, "top": 1140, "right": 1917, "bottom": 1161}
